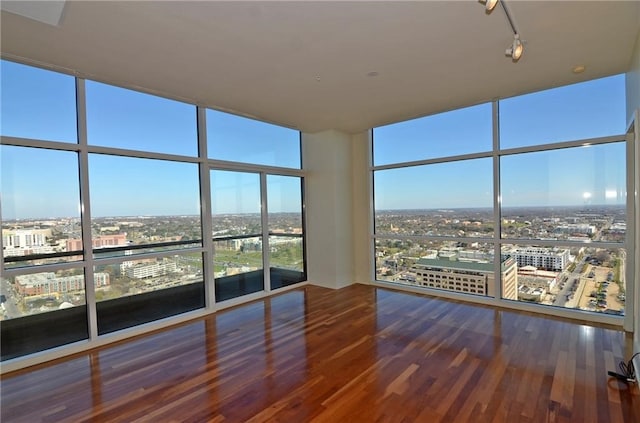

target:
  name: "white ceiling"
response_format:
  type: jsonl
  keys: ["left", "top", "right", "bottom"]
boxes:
{"left": 1, "top": 1, "right": 639, "bottom": 134}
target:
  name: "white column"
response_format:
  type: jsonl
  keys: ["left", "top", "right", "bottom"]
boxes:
{"left": 351, "top": 130, "right": 374, "bottom": 284}
{"left": 302, "top": 130, "right": 355, "bottom": 289}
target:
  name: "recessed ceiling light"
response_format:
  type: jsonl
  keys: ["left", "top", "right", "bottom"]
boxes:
{"left": 572, "top": 65, "right": 586, "bottom": 74}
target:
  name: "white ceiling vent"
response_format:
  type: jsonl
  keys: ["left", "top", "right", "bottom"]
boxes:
{"left": 1, "top": 1, "right": 66, "bottom": 27}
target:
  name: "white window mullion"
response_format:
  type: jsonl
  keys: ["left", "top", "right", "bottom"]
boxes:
{"left": 492, "top": 100, "right": 503, "bottom": 301}
{"left": 624, "top": 131, "right": 636, "bottom": 332}
{"left": 261, "top": 173, "right": 271, "bottom": 293}
{"left": 198, "top": 107, "right": 215, "bottom": 311}
{"left": 368, "top": 129, "right": 376, "bottom": 283}
{"left": 76, "top": 77, "right": 98, "bottom": 340}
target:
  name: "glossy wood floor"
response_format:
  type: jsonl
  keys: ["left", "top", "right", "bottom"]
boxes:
{"left": 1, "top": 284, "right": 639, "bottom": 422}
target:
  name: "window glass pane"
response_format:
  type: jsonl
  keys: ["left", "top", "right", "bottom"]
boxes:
{"left": 211, "top": 170, "right": 263, "bottom": 301}
{"left": 1, "top": 60, "right": 77, "bottom": 142}
{"left": 0, "top": 269, "right": 88, "bottom": 360}
{"left": 374, "top": 158, "right": 493, "bottom": 237}
{"left": 267, "top": 175, "right": 305, "bottom": 288}
{"left": 207, "top": 109, "right": 301, "bottom": 168}
{"left": 267, "top": 176, "right": 303, "bottom": 234}
{"left": 269, "top": 236, "right": 304, "bottom": 276}
{"left": 95, "top": 253, "right": 204, "bottom": 335}
{"left": 88, "top": 154, "right": 202, "bottom": 257}
{"left": 373, "top": 103, "right": 492, "bottom": 165}
{"left": 499, "top": 75, "right": 626, "bottom": 149}
{"left": 375, "top": 238, "right": 439, "bottom": 283}
{"left": 1, "top": 146, "right": 83, "bottom": 268}
{"left": 500, "top": 143, "right": 626, "bottom": 242}
{"left": 86, "top": 81, "right": 197, "bottom": 156}
{"left": 211, "top": 170, "right": 262, "bottom": 236}
{"left": 502, "top": 244, "right": 626, "bottom": 316}
{"left": 375, "top": 239, "right": 499, "bottom": 297}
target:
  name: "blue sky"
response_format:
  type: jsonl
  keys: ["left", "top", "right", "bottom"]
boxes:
{"left": 1, "top": 146, "right": 82, "bottom": 219}
{"left": 0, "top": 60, "right": 628, "bottom": 218}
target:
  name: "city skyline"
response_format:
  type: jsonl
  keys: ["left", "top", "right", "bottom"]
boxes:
{"left": 0, "top": 203, "right": 628, "bottom": 222}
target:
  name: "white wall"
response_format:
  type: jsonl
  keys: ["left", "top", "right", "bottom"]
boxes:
{"left": 302, "top": 130, "right": 355, "bottom": 289}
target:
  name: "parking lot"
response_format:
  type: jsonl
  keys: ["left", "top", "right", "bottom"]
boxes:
{"left": 577, "top": 264, "right": 624, "bottom": 313}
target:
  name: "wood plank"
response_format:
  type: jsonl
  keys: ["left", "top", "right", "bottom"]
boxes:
{"left": 1, "top": 284, "right": 638, "bottom": 422}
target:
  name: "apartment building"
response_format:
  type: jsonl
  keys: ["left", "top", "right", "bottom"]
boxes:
{"left": 411, "top": 256, "right": 518, "bottom": 299}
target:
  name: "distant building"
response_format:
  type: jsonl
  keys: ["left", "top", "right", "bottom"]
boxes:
{"left": 15, "top": 272, "right": 110, "bottom": 296}
{"left": 409, "top": 256, "right": 517, "bottom": 299}
{"left": 94, "top": 272, "right": 111, "bottom": 287}
{"left": 2, "top": 229, "right": 55, "bottom": 257}
{"left": 383, "top": 258, "right": 398, "bottom": 272}
{"left": 124, "top": 259, "right": 178, "bottom": 279}
{"left": 2, "top": 244, "right": 55, "bottom": 257}
{"left": 458, "top": 249, "right": 491, "bottom": 261}
{"left": 555, "top": 224, "right": 596, "bottom": 236}
{"left": 518, "top": 286, "right": 546, "bottom": 302}
{"left": 66, "top": 234, "right": 128, "bottom": 251}
{"left": 507, "top": 247, "right": 570, "bottom": 272}
{"left": 215, "top": 237, "right": 262, "bottom": 251}
{"left": 608, "top": 222, "right": 626, "bottom": 234}
{"left": 2, "top": 229, "right": 50, "bottom": 248}
{"left": 517, "top": 266, "right": 558, "bottom": 302}
{"left": 518, "top": 265, "right": 558, "bottom": 282}
{"left": 99, "top": 226, "right": 121, "bottom": 232}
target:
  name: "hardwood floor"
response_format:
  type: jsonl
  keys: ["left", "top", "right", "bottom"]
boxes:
{"left": 1, "top": 284, "right": 638, "bottom": 422}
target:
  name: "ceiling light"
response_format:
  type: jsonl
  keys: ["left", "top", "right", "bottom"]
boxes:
{"left": 506, "top": 34, "right": 524, "bottom": 61}
{"left": 572, "top": 65, "right": 586, "bottom": 74}
{"left": 479, "top": 0, "right": 499, "bottom": 13}
{"left": 480, "top": 0, "right": 525, "bottom": 63}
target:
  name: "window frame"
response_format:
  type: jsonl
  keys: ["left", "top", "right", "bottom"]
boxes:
{"left": 370, "top": 78, "right": 634, "bottom": 329}
{"left": 0, "top": 59, "right": 307, "bottom": 364}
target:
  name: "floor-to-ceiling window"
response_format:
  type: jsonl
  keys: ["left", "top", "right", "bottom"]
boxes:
{"left": 206, "top": 109, "right": 306, "bottom": 302}
{"left": 266, "top": 175, "right": 305, "bottom": 289}
{"left": 85, "top": 81, "right": 205, "bottom": 335}
{"left": 372, "top": 74, "right": 632, "bottom": 322}
{"left": 0, "top": 59, "right": 306, "bottom": 361}
{"left": 211, "top": 169, "right": 264, "bottom": 301}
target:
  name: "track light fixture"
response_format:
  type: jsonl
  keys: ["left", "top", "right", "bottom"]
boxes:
{"left": 479, "top": 0, "right": 499, "bottom": 13}
{"left": 506, "top": 34, "right": 523, "bottom": 61}
{"left": 480, "top": 0, "right": 525, "bottom": 62}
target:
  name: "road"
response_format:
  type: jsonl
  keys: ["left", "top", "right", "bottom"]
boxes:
{"left": 553, "top": 256, "right": 586, "bottom": 307}
{"left": 0, "top": 278, "right": 21, "bottom": 319}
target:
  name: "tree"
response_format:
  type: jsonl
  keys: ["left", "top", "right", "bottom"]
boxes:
{"left": 595, "top": 250, "right": 610, "bottom": 264}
